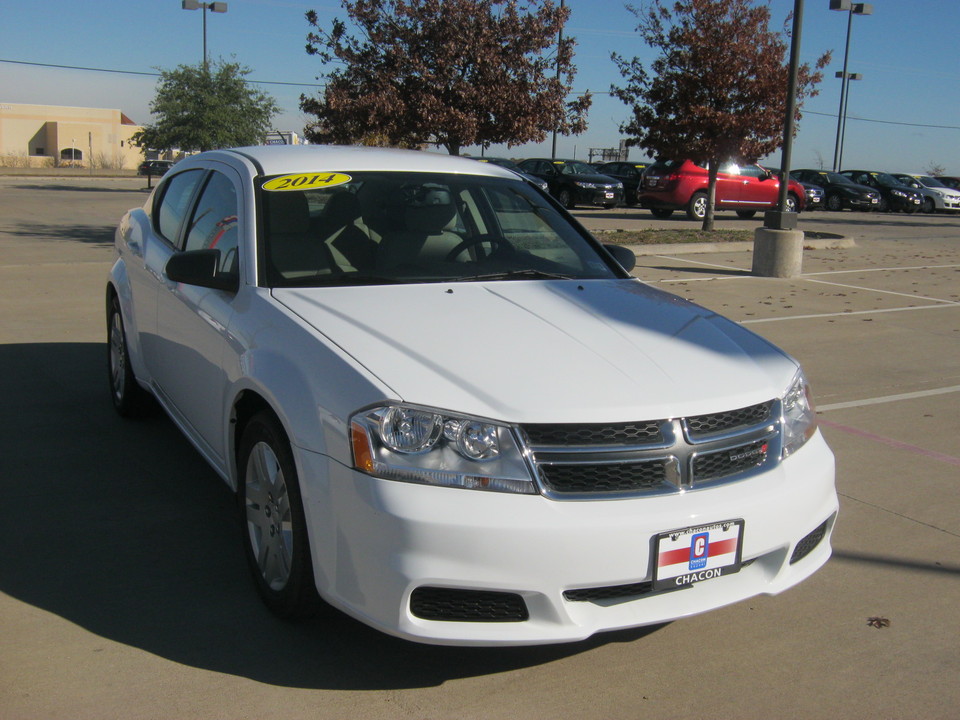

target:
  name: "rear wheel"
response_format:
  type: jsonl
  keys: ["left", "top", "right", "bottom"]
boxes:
{"left": 736, "top": 210, "right": 756, "bottom": 219}
{"left": 686, "top": 192, "right": 707, "bottom": 220}
{"left": 239, "top": 412, "right": 320, "bottom": 619}
{"left": 650, "top": 208, "right": 674, "bottom": 219}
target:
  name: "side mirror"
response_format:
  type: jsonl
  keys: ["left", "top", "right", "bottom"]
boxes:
{"left": 165, "top": 249, "right": 239, "bottom": 293}
{"left": 603, "top": 243, "right": 637, "bottom": 273}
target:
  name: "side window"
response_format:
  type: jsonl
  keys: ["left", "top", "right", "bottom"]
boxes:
{"left": 156, "top": 170, "right": 205, "bottom": 245}
{"left": 184, "top": 171, "right": 239, "bottom": 274}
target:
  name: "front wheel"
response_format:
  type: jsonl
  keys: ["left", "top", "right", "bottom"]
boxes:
{"left": 785, "top": 193, "right": 799, "bottom": 214}
{"left": 557, "top": 188, "right": 575, "bottom": 209}
{"left": 686, "top": 192, "right": 707, "bottom": 220}
{"left": 736, "top": 210, "right": 757, "bottom": 219}
{"left": 107, "top": 294, "right": 151, "bottom": 417}
{"left": 239, "top": 412, "right": 320, "bottom": 619}
{"left": 650, "top": 208, "right": 674, "bottom": 219}
{"left": 921, "top": 197, "right": 935, "bottom": 213}
{"left": 825, "top": 193, "right": 843, "bottom": 211}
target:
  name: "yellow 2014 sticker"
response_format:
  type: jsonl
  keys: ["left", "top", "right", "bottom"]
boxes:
{"left": 262, "top": 172, "right": 352, "bottom": 192}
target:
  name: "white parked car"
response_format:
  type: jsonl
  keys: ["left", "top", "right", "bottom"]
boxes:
{"left": 892, "top": 173, "right": 960, "bottom": 213}
{"left": 106, "top": 145, "right": 837, "bottom": 646}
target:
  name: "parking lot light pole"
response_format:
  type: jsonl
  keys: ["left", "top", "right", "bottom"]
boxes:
{"left": 830, "top": 0, "right": 872, "bottom": 171}
{"left": 836, "top": 70, "right": 862, "bottom": 171}
{"left": 181, "top": 0, "right": 228, "bottom": 70}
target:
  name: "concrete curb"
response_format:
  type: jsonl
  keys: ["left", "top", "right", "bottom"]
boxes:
{"left": 622, "top": 236, "right": 856, "bottom": 256}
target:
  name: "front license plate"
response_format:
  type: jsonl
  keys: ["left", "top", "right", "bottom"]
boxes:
{"left": 653, "top": 520, "right": 744, "bottom": 591}
{"left": 604, "top": 191, "right": 615, "bottom": 199}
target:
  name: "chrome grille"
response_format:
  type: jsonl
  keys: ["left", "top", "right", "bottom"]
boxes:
{"left": 521, "top": 400, "right": 780, "bottom": 499}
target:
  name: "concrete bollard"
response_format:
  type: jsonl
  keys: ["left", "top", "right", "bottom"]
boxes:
{"left": 752, "top": 227, "right": 804, "bottom": 278}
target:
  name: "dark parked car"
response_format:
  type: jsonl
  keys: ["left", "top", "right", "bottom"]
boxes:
{"left": 935, "top": 176, "right": 960, "bottom": 190}
{"left": 596, "top": 161, "right": 650, "bottom": 206}
{"left": 516, "top": 158, "right": 624, "bottom": 209}
{"left": 137, "top": 159, "right": 175, "bottom": 176}
{"left": 639, "top": 160, "right": 805, "bottom": 220}
{"left": 790, "top": 170, "right": 880, "bottom": 211}
{"left": 839, "top": 170, "right": 922, "bottom": 213}
{"left": 471, "top": 157, "right": 549, "bottom": 192}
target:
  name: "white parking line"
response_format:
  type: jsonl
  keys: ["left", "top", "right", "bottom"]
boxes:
{"left": 740, "top": 303, "right": 960, "bottom": 324}
{"left": 801, "top": 277, "right": 958, "bottom": 305}
{"left": 818, "top": 385, "right": 960, "bottom": 412}
{"left": 805, "top": 264, "right": 960, "bottom": 276}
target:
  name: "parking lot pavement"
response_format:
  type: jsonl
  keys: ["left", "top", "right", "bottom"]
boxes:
{"left": 1, "top": 178, "right": 958, "bottom": 720}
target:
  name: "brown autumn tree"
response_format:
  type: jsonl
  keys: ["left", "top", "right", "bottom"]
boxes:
{"left": 612, "top": 0, "right": 831, "bottom": 230}
{"left": 301, "top": 0, "right": 591, "bottom": 155}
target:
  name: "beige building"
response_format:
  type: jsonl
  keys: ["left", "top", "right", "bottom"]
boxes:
{"left": 0, "top": 102, "right": 144, "bottom": 170}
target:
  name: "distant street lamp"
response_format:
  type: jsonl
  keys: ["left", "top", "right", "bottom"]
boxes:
{"left": 835, "top": 70, "right": 862, "bottom": 171}
{"left": 181, "top": 0, "right": 228, "bottom": 70}
{"left": 829, "top": 0, "right": 872, "bottom": 171}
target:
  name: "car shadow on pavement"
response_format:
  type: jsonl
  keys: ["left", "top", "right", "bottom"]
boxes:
{"left": 0, "top": 342, "right": 664, "bottom": 690}
{"left": 4, "top": 223, "right": 116, "bottom": 247}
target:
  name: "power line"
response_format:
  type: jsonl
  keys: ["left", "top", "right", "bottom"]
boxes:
{"left": 4, "top": 58, "right": 959, "bottom": 132}
{"left": 0, "top": 58, "right": 324, "bottom": 88}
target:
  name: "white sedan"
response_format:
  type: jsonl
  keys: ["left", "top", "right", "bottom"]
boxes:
{"left": 107, "top": 145, "right": 837, "bottom": 646}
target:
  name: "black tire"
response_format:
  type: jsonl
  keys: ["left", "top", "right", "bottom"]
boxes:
{"left": 877, "top": 197, "right": 889, "bottom": 213}
{"left": 686, "top": 191, "right": 707, "bottom": 220}
{"left": 785, "top": 193, "right": 800, "bottom": 214}
{"left": 825, "top": 193, "right": 843, "bottom": 211}
{"left": 650, "top": 208, "right": 674, "bottom": 219}
{"left": 107, "top": 294, "right": 151, "bottom": 417}
{"left": 238, "top": 412, "right": 320, "bottom": 619}
{"left": 921, "top": 197, "right": 935, "bottom": 214}
{"left": 558, "top": 188, "right": 575, "bottom": 209}
{"left": 736, "top": 210, "right": 757, "bottom": 219}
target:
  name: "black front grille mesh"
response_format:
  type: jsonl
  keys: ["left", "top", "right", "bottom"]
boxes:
{"left": 523, "top": 421, "right": 662, "bottom": 446}
{"left": 539, "top": 460, "right": 667, "bottom": 493}
{"left": 410, "top": 587, "right": 529, "bottom": 622}
{"left": 693, "top": 440, "right": 770, "bottom": 482}
{"left": 686, "top": 401, "right": 774, "bottom": 438}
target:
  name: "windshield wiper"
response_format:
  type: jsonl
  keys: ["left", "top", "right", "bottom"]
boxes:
{"left": 456, "top": 269, "right": 574, "bottom": 282}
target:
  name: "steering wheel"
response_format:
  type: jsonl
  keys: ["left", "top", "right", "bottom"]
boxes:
{"left": 445, "top": 234, "right": 514, "bottom": 262}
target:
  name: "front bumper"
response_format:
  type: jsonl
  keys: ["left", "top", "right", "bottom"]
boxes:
{"left": 296, "top": 432, "right": 838, "bottom": 646}
{"left": 579, "top": 187, "right": 623, "bottom": 207}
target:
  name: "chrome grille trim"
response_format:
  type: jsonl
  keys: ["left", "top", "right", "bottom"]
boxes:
{"left": 520, "top": 400, "right": 781, "bottom": 500}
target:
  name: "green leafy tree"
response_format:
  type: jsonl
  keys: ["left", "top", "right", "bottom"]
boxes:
{"left": 301, "top": 0, "right": 591, "bottom": 156}
{"left": 132, "top": 60, "right": 279, "bottom": 153}
{"left": 612, "top": 0, "right": 830, "bottom": 229}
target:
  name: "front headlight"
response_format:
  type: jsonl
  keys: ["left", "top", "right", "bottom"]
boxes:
{"left": 781, "top": 370, "right": 818, "bottom": 458}
{"left": 350, "top": 404, "right": 536, "bottom": 494}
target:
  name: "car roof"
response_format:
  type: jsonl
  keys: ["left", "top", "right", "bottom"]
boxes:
{"left": 181, "top": 145, "right": 518, "bottom": 181}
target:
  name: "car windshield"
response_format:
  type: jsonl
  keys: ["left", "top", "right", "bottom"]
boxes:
{"left": 557, "top": 161, "right": 596, "bottom": 175}
{"left": 821, "top": 172, "right": 856, "bottom": 185}
{"left": 480, "top": 158, "right": 521, "bottom": 171}
{"left": 871, "top": 172, "right": 904, "bottom": 187}
{"left": 257, "top": 171, "right": 623, "bottom": 288}
{"left": 915, "top": 175, "right": 946, "bottom": 188}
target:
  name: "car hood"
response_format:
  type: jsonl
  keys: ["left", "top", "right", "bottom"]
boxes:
{"left": 273, "top": 279, "right": 796, "bottom": 424}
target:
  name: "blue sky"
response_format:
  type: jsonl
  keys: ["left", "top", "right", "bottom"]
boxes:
{"left": 2, "top": 0, "right": 957, "bottom": 173}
